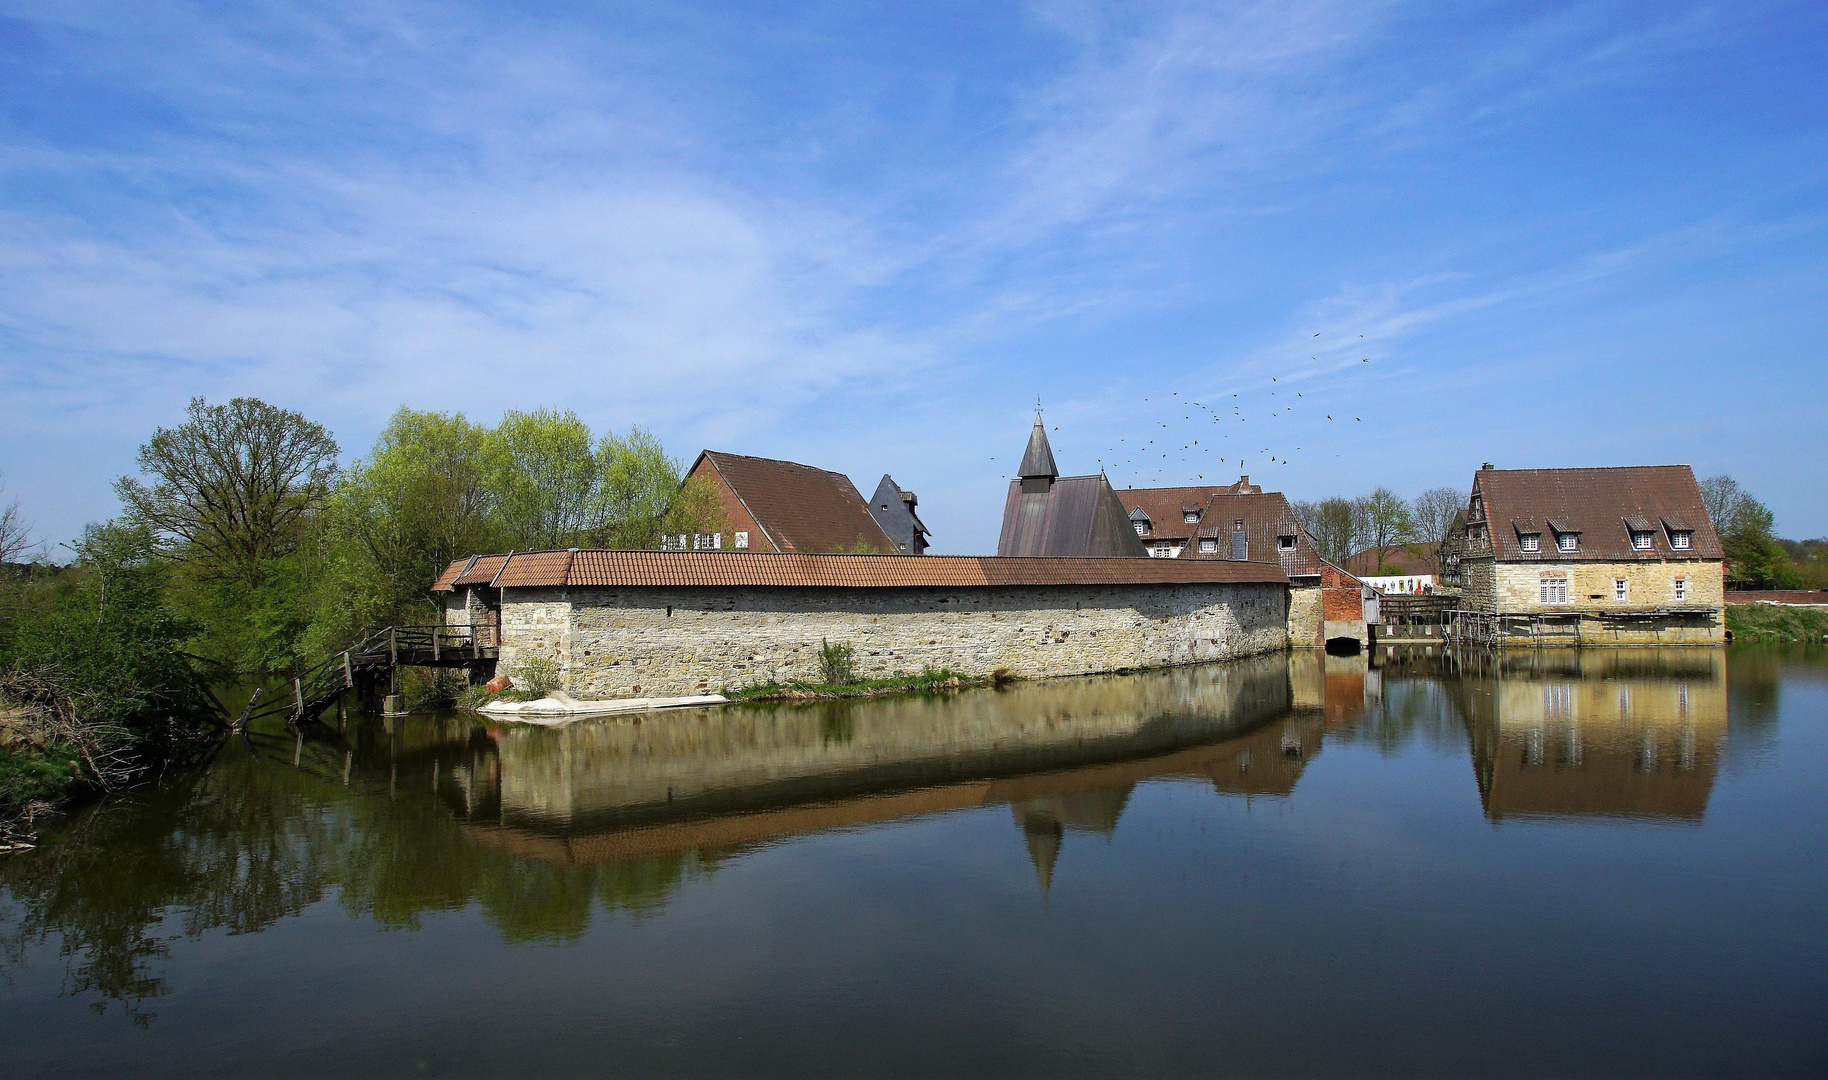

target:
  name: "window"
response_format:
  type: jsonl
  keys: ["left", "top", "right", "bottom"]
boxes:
{"left": 692, "top": 533, "right": 722, "bottom": 550}
{"left": 1278, "top": 535, "right": 1296, "bottom": 550}
{"left": 1520, "top": 533, "right": 1540, "bottom": 553}
{"left": 659, "top": 534, "right": 688, "bottom": 550}
{"left": 1614, "top": 578, "right": 1628, "bottom": 601}
{"left": 1134, "top": 521, "right": 1150, "bottom": 537}
{"left": 1152, "top": 540, "right": 1174, "bottom": 558}
{"left": 1199, "top": 538, "right": 1218, "bottom": 554}
{"left": 1540, "top": 577, "right": 1569, "bottom": 604}
{"left": 734, "top": 531, "right": 749, "bottom": 549}
{"left": 1674, "top": 576, "right": 1686, "bottom": 601}
{"left": 1632, "top": 531, "right": 1653, "bottom": 551}
{"left": 1670, "top": 531, "right": 1691, "bottom": 550}
{"left": 1557, "top": 533, "right": 1579, "bottom": 552}
{"left": 1184, "top": 511, "right": 1200, "bottom": 524}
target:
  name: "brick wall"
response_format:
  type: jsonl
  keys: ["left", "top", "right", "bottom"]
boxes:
{"left": 495, "top": 581, "right": 1289, "bottom": 698}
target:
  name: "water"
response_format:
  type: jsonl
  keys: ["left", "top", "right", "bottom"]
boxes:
{"left": 2, "top": 647, "right": 1823, "bottom": 1078}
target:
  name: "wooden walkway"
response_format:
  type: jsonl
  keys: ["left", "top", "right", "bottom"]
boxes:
{"left": 235, "top": 625, "right": 497, "bottom": 730}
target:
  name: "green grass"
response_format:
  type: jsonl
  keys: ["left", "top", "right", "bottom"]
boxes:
{"left": 1726, "top": 603, "right": 1828, "bottom": 643}
{"left": 0, "top": 744, "right": 80, "bottom": 809}
{"left": 730, "top": 667, "right": 995, "bottom": 702}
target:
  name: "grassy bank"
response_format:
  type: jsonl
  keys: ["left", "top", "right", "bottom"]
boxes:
{"left": 730, "top": 668, "right": 997, "bottom": 702}
{"left": 1727, "top": 603, "right": 1828, "bottom": 643}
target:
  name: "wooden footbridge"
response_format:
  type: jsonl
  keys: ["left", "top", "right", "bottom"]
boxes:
{"left": 234, "top": 625, "right": 496, "bottom": 730}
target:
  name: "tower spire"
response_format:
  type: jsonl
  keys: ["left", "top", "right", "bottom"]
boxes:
{"left": 1018, "top": 412, "right": 1059, "bottom": 493}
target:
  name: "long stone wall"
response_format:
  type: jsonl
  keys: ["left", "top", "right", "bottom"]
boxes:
{"left": 496, "top": 581, "right": 1288, "bottom": 698}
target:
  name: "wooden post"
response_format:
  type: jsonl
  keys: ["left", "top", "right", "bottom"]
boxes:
{"left": 433, "top": 627, "right": 440, "bottom": 662}
{"left": 344, "top": 651, "right": 353, "bottom": 689}
{"left": 295, "top": 677, "right": 305, "bottom": 715}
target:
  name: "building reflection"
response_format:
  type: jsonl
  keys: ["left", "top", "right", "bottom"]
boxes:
{"left": 435, "top": 653, "right": 1324, "bottom": 890}
{"left": 1457, "top": 648, "right": 1727, "bottom": 822}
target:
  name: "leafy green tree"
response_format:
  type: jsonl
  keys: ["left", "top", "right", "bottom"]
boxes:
{"left": 486, "top": 409, "right": 600, "bottom": 549}
{"left": 1362, "top": 487, "right": 1416, "bottom": 574}
{"left": 1700, "top": 474, "right": 1798, "bottom": 589}
{"left": 114, "top": 397, "right": 339, "bottom": 585}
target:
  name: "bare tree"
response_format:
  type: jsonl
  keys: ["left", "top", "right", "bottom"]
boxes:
{"left": 114, "top": 397, "right": 339, "bottom": 583}
{"left": 1294, "top": 496, "right": 1364, "bottom": 565}
{"left": 1412, "top": 486, "right": 1465, "bottom": 577}
{"left": 0, "top": 471, "right": 32, "bottom": 563}
{"left": 1698, "top": 474, "right": 1744, "bottom": 532}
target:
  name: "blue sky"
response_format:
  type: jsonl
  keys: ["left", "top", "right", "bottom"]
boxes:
{"left": 2, "top": 0, "right": 1824, "bottom": 554}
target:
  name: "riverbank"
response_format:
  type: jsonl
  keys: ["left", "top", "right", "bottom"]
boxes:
{"left": 729, "top": 667, "right": 997, "bottom": 702}
{"left": 1726, "top": 602, "right": 1828, "bottom": 643}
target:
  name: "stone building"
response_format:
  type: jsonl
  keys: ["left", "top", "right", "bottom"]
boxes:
{"left": 866, "top": 475, "right": 931, "bottom": 555}
{"left": 1455, "top": 464, "right": 1725, "bottom": 646}
{"left": 679, "top": 450, "right": 897, "bottom": 554}
{"left": 435, "top": 548, "right": 1289, "bottom": 698}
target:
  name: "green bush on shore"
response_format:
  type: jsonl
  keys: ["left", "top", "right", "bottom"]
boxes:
{"left": 1726, "top": 603, "right": 1828, "bottom": 642}
{"left": 731, "top": 667, "right": 991, "bottom": 702}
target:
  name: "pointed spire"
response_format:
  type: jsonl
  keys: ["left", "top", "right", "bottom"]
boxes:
{"left": 1018, "top": 412, "right": 1058, "bottom": 482}
{"left": 1021, "top": 813, "right": 1063, "bottom": 893}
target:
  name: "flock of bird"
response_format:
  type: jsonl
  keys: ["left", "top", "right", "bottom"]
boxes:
{"left": 990, "top": 333, "right": 1377, "bottom": 486}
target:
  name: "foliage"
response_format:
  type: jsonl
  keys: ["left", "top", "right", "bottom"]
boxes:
{"left": 817, "top": 638, "right": 857, "bottom": 685}
{"left": 506, "top": 655, "right": 562, "bottom": 698}
{"left": 1411, "top": 487, "right": 1465, "bottom": 576}
{"left": 0, "top": 523, "right": 218, "bottom": 821}
{"left": 114, "top": 397, "right": 339, "bottom": 585}
{"left": 1361, "top": 487, "right": 1417, "bottom": 573}
{"left": 1725, "top": 603, "right": 1828, "bottom": 642}
{"left": 1292, "top": 496, "right": 1362, "bottom": 564}
{"left": 1701, "top": 474, "right": 1798, "bottom": 589}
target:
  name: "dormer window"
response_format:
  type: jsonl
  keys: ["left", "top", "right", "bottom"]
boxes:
{"left": 1184, "top": 511, "right": 1200, "bottom": 524}
{"left": 1134, "top": 521, "right": 1150, "bottom": 537}
{"left": 1558, "top": 533, "right": 1578, "bottom": 552}
{"left": 1199, "top": 538, "right": 1217, "bottom": 554}
{"left": 1631, "top": 531, "right": 1654, "bottom": 551}
{"left": 1670, "top": 531, "right": 1692, "bottom": 550}
{"left": 1520, "top": 533, "right": 1540, "bottom": 553}
{"left": 1278, "top": 535, "right": 1296, "bottom": 550}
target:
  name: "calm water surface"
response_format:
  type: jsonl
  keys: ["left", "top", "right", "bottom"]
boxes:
{"left": 2, "top": 647, "right": 1824, "bottom": 1078}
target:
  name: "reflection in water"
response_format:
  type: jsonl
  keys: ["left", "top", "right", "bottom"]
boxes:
{"left": 1454, "top": 649, "right": 1729, "bottom": 822}
{"left": 0, "top": 646, "right": 1763, "bottom": 1033}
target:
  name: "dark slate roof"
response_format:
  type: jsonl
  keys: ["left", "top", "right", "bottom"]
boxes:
{"left": 1470, "top": 465, "right": 1723, "bottom": 562}
{"left": 1018, "top": 415, "right": 1059, "bottom": 480}
{"left": 997, "top": 475, "right": 1149, "bottom": 558}
{"left": 435, "top": 549, "right": 1286, "bottom": 590}
{"left": 696, "top": 451, "right": 896, "bottom": 554}
{"left": 866, "top": 474, "right": 930, "bottom": 555}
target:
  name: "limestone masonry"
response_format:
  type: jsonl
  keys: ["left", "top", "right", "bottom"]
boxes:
{"left": 485, "top": 581, "right": 1288, "bottom": 697}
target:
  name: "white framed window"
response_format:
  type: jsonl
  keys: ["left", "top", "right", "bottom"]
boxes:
{"left": 1614, "top": 578, "right": 1628, "bottom": 601}
{"left": 1134, "top": 521, "right": 1150, "bottom": 537}
{"left": 1632, "top": 531, "right": 1653, "bottom": 551}
{"left": 1671, "top": 531, "right": 1691, "bottom": 550}
{"left": 1278, "top": 535, "right": 1296, "bottom": 550}
{"left": 1184, "top": 511, "right": 1200, "bottom": 524}
{"left": 1540, "top": 577, "right": 1569, "bottom": 604}
{"left": 1558, "top": 533, "right": 1579, "bottom": 552}
{"left": 1199, "top": 538, "right": 1217, "bottom": 554}
{"left": 734, "top": 531, "right": 749, "bottom": 549}
{"left": 692, "top": 533, "right": 722, "bottom": 550}
{"left": 1674, "top": 577, "right": 1686, "bottom": 601}
{"left": 660, "top": 534, "right": 689, "bottom": 550}
{"left": 1152, "top": 540, "right": 1173, "bottom": 557}
{"left": 1520, "top": 534, "right": 1540, "bottom": 553}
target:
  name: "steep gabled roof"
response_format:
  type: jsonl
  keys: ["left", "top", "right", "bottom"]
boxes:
{"left": 997, "top": 475, "right": 1149, "bottom": 558}
{"left": 694, "top": 451, "right": 896, "bottom": 554}
{"left": 1113, "top": 482, "right": 1319, "bottom": 577}
{"left": 1471, "top": 465, "right": 1722, "bottom": 562}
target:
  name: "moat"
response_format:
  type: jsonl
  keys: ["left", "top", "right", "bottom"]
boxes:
{"left": 2, "top": 646, "right": 1823, "bottom": 1078}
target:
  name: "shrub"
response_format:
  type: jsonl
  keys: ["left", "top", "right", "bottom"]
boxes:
{"left": 507, "top": 655, "right": 562, "bottom": 698}
{"left": 817, "top": 638, "right": 856, "bottom": 685}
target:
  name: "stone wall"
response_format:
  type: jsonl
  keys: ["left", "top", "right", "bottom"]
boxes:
{"left": 1465, "top": 560, "right": 1725, "bottom": 645}
{"left": 1288, "top": 586, "right": 1323, "bottom": 649}
{"left": 495, "top": 581, "right": 1289, "bottom": 698}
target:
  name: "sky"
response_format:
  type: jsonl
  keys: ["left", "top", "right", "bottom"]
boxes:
{"left": 1, "top": 0, "right": 1824, "bottom": 555}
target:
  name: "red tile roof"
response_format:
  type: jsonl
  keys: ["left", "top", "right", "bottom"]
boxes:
{"left": 696, "top": 451, "right": 895, "bottom": 554}
{"left": 1114, "top": 483, "right": 1319, "bottom": 577}
{"left": 434, "top": 549, "right": 1288, "bottom": 590}
{"left": 1470, "top": 465, "right": 1723, "bottom": 562}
